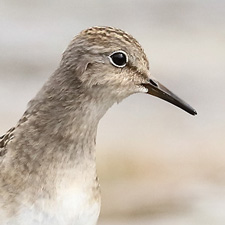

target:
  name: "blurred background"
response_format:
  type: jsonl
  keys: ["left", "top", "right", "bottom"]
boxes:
{"left": 1, "top": 0, "right": 225, "bottom": 224}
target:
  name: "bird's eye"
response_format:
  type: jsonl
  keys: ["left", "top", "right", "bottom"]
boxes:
{"left": 109, "top": 50, "right": 128, "bottom": 68}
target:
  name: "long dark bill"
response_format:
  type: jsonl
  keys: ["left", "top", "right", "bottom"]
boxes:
{"left": 142, "top": 79, "right": 197, "bottom": 116}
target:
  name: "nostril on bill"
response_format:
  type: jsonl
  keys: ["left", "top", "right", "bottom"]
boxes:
{"left": 149, "top": 79, "right": 158, "bottom": 87}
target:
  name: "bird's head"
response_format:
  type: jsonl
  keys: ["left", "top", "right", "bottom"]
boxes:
{"left": 60, "top": 26, "right": 196, "bottom": 115}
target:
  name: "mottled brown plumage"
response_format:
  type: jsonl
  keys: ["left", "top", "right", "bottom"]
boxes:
{"left": 0, "top": 26, "right": 196, "bottom": 225}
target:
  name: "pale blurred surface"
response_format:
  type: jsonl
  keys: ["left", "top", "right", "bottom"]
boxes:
{"left": 1, "top": 0, "right": 225, "bottom": 224}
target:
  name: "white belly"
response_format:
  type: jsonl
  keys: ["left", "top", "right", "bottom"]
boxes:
{"left": 2, "top": 188, "right": 101, "bottom": 225}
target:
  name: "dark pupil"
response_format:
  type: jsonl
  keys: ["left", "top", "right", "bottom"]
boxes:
{"left": 111, "top": 53, "right": 126, "bottom": 66}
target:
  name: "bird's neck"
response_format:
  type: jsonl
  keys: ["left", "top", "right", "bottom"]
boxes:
{"left": 11, "top": 92, "right": 108, "bottom": 200}
{"left": 21, "top": 74, "right": 114, "bottom": 173}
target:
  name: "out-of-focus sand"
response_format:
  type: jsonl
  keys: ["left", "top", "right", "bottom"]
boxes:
{"left": 1, "top": 0, "right": 225, "bottom": 224}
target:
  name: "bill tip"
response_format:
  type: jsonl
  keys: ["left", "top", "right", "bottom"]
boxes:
{"left": 192, "top": 109, "right": 197, "bottom": 116}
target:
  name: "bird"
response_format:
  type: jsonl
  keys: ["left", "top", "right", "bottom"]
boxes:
{"left": 0, "top": 26, "right": 197, "bottom": 225}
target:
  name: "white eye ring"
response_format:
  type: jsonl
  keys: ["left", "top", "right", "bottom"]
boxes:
{"left": 108, "top": 50, "right": 128, "bottom": 68}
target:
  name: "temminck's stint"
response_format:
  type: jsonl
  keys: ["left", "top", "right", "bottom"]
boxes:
{"left": 0, "top": 26, "right": 197, "bottom": 225}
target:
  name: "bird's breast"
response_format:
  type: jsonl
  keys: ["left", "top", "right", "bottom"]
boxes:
{"left": 2, "top": 180, "right": 101, "bottom": 225}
